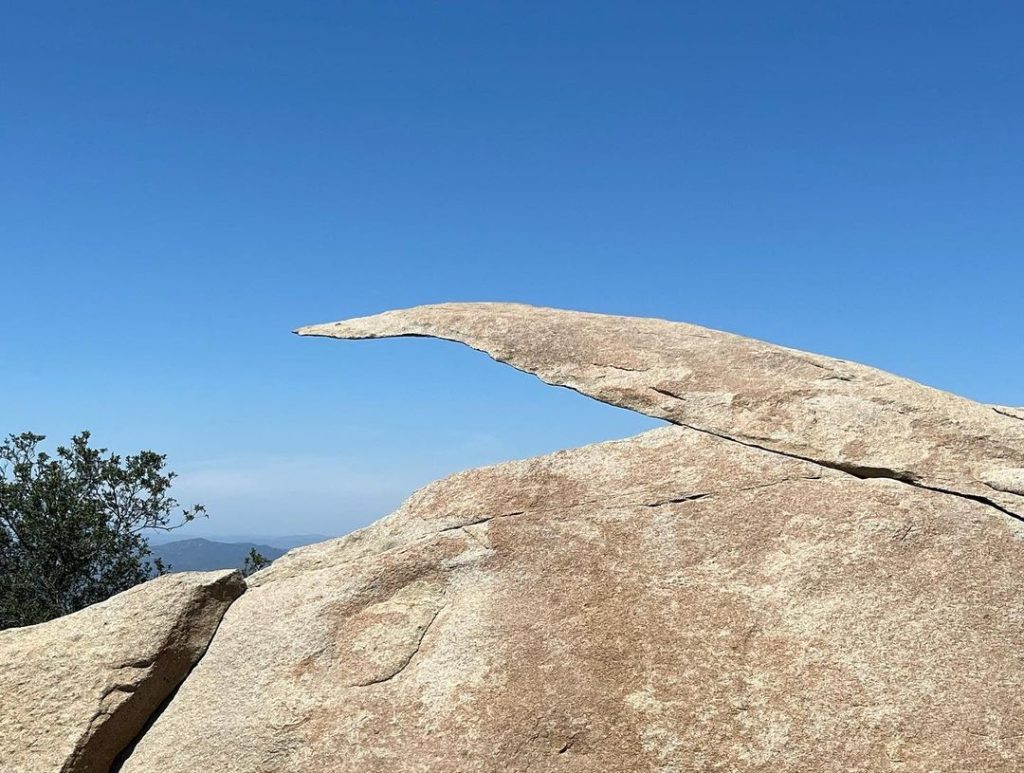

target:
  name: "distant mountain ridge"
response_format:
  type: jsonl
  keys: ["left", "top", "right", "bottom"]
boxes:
{"left": 146, "top": 532, "right": 331, "bottom": 551}
{"left": 149, "top": 538, "right": 287, "bottom": 573}
{"left": 203, "top": 534, "right": 332, "bottom": 551}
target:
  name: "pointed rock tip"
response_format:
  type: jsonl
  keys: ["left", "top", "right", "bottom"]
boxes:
{"left": 291, "top": 302, "right": 535, "bottom": 340}
{"left": 292, "top": 318, "right": 386, "bottom": 339}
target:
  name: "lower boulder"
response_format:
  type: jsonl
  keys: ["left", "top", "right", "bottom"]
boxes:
{"left": 0, "top": 569, "right": 244, "bottom": 773}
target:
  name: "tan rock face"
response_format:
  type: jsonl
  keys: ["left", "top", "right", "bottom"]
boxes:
{"left": 111, "top": 305, "right": 1024, "bottom": 772}
{"left": 0, "top": 569, "right": 244, "bottom": 773}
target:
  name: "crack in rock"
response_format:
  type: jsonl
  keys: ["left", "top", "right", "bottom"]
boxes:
{"left": 0, "top": 571, "right": 250, "bottom": 773}
{"left": 352, "top": 603, "right": 445, "bottom": 688}
{"left": 993, "top": 406, "right": 1024, "bottom": 422}
{"left": 646, "top": 401, "right": 1024, "bottom": 524}
{"left": 642, "top": 492, "right": 712, "bottom": 507}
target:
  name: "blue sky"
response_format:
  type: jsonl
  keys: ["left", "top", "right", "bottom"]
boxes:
{"left": 2, "top": 2, "right": 1021, "bottom": 538}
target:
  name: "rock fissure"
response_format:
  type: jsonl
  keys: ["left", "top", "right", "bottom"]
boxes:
{"left": 433, "top": 510, "right": 525, "bottom": 538}
{"left": 109, "top": 579, "right": 247, "bottom": 771}
{"left": 0, "top": 570, "right": 246, "bottom": 773}
{"left": 642, "top": 492, "right": 712, "bottom": 507}
{"left": 590, "top": 361, "right": 649, "bottom": 373}
{"left": 650, "top": 403, "right": 1024, "bottom": 524}
{"left": 351, "top": 602, "right": 446, "bottom": 688}
{"left": 993, "top": 406, "right": 1024, "bottom": 422}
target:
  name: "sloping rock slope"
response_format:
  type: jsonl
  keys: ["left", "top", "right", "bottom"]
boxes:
{"left": 17, "top": 304, "right": 1024, "bottom": 772}
{"left": 0, "top": 570, "right": 244, "bottom": 773}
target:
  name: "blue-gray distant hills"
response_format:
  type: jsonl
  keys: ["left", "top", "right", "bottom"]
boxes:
{"left": 148, "top": 539, "right": 289, "bottom": 573}
{"left": 146, "top": 534, "right": 330, "bottom": 572}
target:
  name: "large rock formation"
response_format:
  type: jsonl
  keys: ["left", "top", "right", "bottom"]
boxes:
{"left": 0, "top": 569, "right": 244, "bottom": 773}
{"left": 11, "top": 304, "right": 1024, "bottom": 772}
{"left": 296, "top": 304, "right": 1024, "bottom": 519}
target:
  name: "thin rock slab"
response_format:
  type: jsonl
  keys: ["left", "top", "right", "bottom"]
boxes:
{"left": 119, "top": 427, "right": 1024, "bottom": 772}
{"left": 297, "top": 303, "right": 1024, "bottom": 518}
{"left": 0, "top": 569, "right": 244, "bottom": 773}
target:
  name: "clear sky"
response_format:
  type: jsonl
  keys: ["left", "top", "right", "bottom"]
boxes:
{"left": 2, "top": 2, "right": 1021, "bottom": 539}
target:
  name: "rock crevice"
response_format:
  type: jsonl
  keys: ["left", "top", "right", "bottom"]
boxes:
{"left": 669, "top": 412, "right": 1024, "bottom": 523}
{"left": 0, "top": 570, "right": 246, "bottom": 773}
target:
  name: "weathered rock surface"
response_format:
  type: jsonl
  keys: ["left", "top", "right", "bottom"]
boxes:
{"left": 109, "top": 304, "right": 1024, "bottom": 772}
{"left": 0, "top": 570, "right": 244, "bottom": 773}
